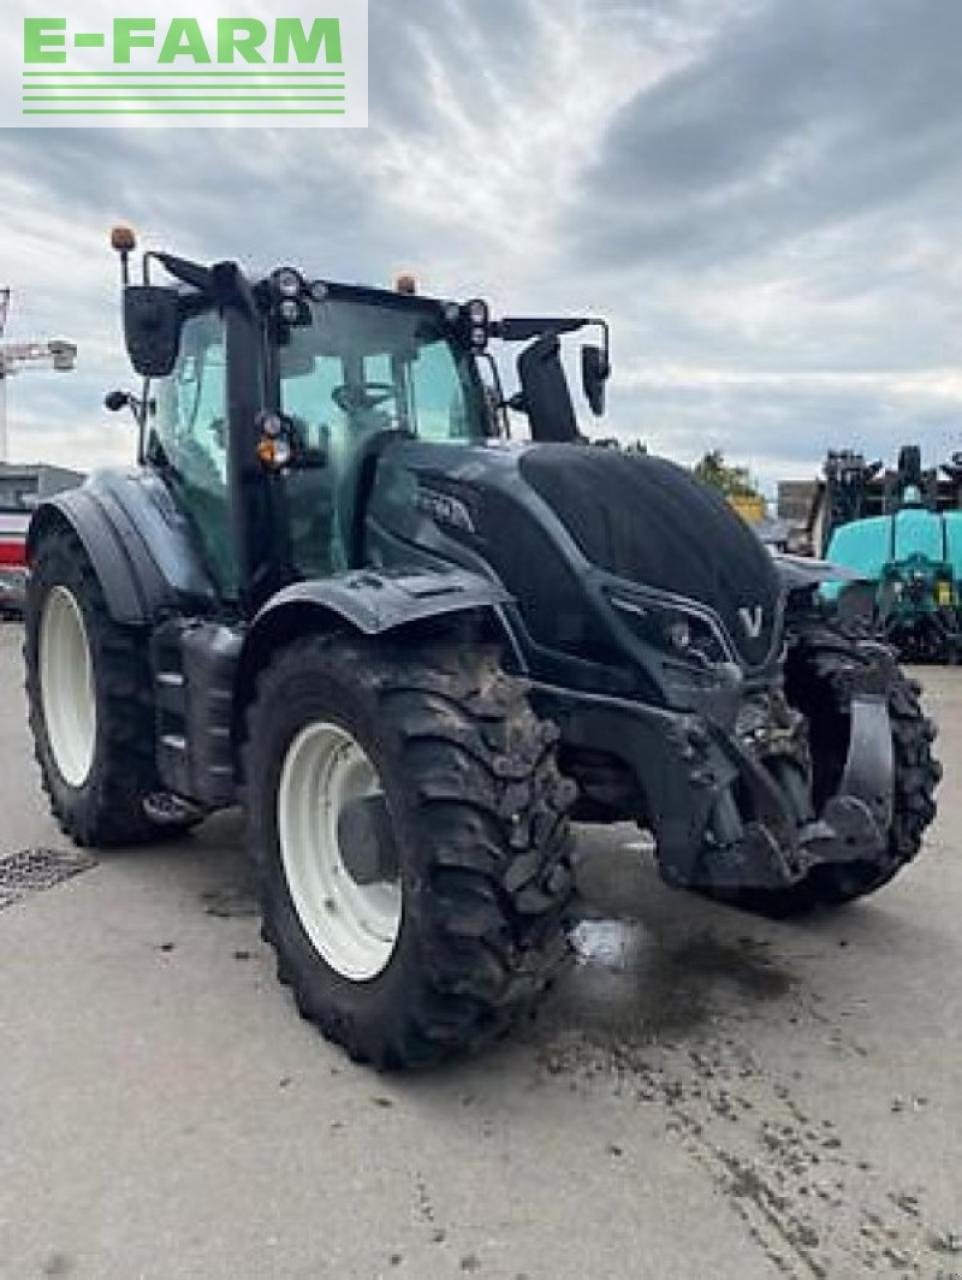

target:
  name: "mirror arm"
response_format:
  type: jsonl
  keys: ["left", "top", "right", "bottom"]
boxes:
{"left": 211, "top": 260, "right": 258, "bottom": 318}
{"left": 493, "top": 316, "right": 590, "bottom": 342}
{"left": 146, "top": 250, "right": 213, "bottom": 294}
{"left": 137, "top": 378, "right": 152, "bottom": 466}
{"left": 585, "top": 319, "right": 610, "bottom": 373}
{"left": 105, "top": 386, "right": 153, "bottom": 463}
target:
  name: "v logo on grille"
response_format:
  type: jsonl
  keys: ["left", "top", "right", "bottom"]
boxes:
{"left": 738, "top": 605, "right": 764, "bottom": 640}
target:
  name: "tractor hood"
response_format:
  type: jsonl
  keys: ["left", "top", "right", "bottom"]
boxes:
{"left": 517, "top": 447, "right": 782, "bottom": 667}
{"left": 370, "top": 440, "right": 783, "bottom": 674}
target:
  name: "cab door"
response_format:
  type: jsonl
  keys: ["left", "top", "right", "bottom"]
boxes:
{"left": 149, "top": 308, "right": 238, "bottom": 597}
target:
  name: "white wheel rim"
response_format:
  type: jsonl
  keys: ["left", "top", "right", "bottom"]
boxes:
{"left": 278, "top": 721, "right": 402, "bottom": 982}
{"left": 39, "top": 586, "right": 97, "bottom": 788}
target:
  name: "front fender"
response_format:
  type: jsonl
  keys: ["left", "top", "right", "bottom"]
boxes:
{"left": 774, "top": 553, "right": 863, "bottom": 594}
{"left": 235, "top": 568, "right": 514, "bottom": 733}
{"left": 254, "top": 567, "right": 511, "bottom": 636}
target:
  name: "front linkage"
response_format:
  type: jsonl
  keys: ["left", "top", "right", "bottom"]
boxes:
{"left": 616, "top": 616, "right": 939, "bottom": 913}
{"left": 699, "top": 632, "right": 896, "bottom": 890}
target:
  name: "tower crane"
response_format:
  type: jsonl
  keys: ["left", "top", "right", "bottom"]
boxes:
{"left": 0, "top": 288, "right": 78, "bottom": 463}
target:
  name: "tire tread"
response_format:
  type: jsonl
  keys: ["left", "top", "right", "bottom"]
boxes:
{"left": 25, "top": 526, "right": 167, "bottom": 847}
{"left": 244, "top": 630, "right": 575, "bottom": 1069}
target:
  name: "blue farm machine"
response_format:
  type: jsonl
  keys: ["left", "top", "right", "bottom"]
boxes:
{"left": 822, "top": 446, "right": 962, "bottom": 662}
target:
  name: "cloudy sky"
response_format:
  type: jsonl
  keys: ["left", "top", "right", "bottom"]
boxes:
{"left": 2, "top": 0, "right": 961, "bottom": 493}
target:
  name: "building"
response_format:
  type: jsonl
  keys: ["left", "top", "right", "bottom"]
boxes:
{"left": 0, "top": 462, "right": 85, "bottom": 512}
{"left": 777, "top": 479, "right": 819, "bottom": 527}
{"left": 0, "top": 464, "right": 84, "bottom": 616}
{"left": 776, "top": 478, "right": 825, "bottom": 555}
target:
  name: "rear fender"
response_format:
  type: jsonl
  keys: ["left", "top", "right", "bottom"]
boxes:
{"left": 28, "top": 486, "right": 156, "bottom": 623}
{"left": 27, "top": 471, "right": 217, "bottom": 624}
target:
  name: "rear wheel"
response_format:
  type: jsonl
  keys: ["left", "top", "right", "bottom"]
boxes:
{"left": 245, "top": 631, "right": 575, "bottom": 1069}
{"left": 710, "top": 619, "right": 940, "bottom": 918}
{"left": 25, "top": 526, "right": 188, "bottom": 847}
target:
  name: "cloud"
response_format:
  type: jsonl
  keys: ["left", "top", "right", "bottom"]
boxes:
{"left": 576, "top": 0, "right": 962, "bottom": 267}
{"left": 0, "top": 0, "right": 959, "bottom": 496}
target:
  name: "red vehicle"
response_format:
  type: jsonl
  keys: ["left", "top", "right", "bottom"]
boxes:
{"left": 0, "top": 510, "right": 29, "bottom": 617}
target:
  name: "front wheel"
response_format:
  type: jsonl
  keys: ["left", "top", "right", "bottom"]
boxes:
{"left": 244, "top": 631, "right": 575, "bottom": 1069}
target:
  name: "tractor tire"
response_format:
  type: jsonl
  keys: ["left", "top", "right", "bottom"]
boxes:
{"left": 244, "top": 631, "right": 575, "bottom": 1069}
{"left": 25, "top": 526, "right": 185, "bottom": 847}
{"left": 710, "top": 618, "right": 940, "bottom": 918}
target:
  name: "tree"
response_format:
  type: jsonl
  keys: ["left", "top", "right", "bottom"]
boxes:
{"left": 693, "top": 449, "right": 758, "bottom": 499}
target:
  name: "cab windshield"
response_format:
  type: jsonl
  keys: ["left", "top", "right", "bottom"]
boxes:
{"left": 279, "top": 296, "right": 489, "bottom": 452}
{"left": 276, "top": 296, "right": 489, "bottom": 578}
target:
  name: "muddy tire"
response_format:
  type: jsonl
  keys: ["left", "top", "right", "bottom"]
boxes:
{"left": 713, "top": 620, "right": 941, "bottom": 918}
{"left": 25, "top": 526, "right": 175, "bottom": 847}
{"left": 244, "top": 631, "right": 575, "bottom": 1069}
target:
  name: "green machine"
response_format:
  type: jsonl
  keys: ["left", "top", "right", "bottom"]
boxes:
{"left": 824, "top": 446, "right": 962, "bottom": 662}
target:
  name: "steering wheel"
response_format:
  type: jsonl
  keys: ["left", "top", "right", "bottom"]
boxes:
{"left": 332, "top": 383, "right": 397, "bottom": 415}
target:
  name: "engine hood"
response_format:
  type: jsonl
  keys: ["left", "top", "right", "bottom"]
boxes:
{"left": 518, "top": 446, "right": 783, "bottom": 667}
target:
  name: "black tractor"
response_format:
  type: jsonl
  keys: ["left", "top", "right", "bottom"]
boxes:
{"left": 24, "top": 229, "right": 940, "bottom": 1068}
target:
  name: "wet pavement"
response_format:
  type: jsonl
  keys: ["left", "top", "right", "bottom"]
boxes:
{"left": 0, "top": 621, "right": 960, "bottom": 1279}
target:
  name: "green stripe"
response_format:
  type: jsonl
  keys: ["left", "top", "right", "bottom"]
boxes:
{"left": 22, "top": 86, "right": 344, "bottom": 92}
{"left": 22, "top": 108, "right": 347, "bottom": 114}
{"left": 24, "top": 95, "right": 346, "bottom": 101}
{"left": 22, "top": 70, "right": 345, "bottom": 77}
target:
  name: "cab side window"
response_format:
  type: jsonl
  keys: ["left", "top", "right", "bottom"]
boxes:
{"left": 152, "top": 310, "right": 236, "bottom": 594}
{"left": 279, "top": 341, "right": 346, "bottom": 574}
{"left": 408, "top": 339, "right": 475, "bottom": 441}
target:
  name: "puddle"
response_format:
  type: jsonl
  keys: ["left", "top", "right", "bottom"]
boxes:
{"left": 569, "top": 918, "right": 648, "bottom": 971}
{"left": 538, "top": 918, "right": 794, "bottom": 1051}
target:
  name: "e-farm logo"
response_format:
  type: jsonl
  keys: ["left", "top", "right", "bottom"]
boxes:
{"left": 4, "top": 3, "right": 368, "bottom": 128}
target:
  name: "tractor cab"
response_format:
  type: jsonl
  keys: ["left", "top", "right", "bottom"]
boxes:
{"left": 110, "top": 231, "right": 611, "bottom": 614}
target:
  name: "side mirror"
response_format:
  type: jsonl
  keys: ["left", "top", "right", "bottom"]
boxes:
{"left": 104, "top": 390, "right": 132, "bottom": 413}
{"left": 123, "top": 285, "right": 182, "bottom": 379}
{"left": 104, "top": 389, "right": 145, "bottom": 423}
{"left": 581, "top": 344, "right": 610, "bottom": 417}
{"left": 517, "top": 335, "right": 579, "bottom": 443}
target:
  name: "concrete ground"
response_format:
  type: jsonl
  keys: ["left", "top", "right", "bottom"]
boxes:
{"left": 0, "top": 621, "right": 959, "bottom": 1280}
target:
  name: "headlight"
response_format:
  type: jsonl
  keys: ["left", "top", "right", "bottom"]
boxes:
{"left": 666, "top": 619, "right": 692, "bottom": 653}
{"left": 466, "top": 299, "right": 489, "bottom": 327}
{"left": 275, "top": 268, "right": 303, "bottom": 299}
{"left": 608, "top": 591, "right": 730, "bottom": 666}
{"left": 464, "top": 299, "right": 490, "bottom": 350}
